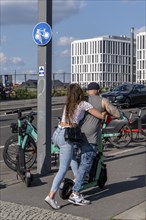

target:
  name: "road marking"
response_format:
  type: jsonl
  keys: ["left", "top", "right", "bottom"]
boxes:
{"left": 0, "top": 125, "right": 10, "bottom": 129}
{"left": 52, "top": 107, "right": 62, "bottom": 111}
{"left": 107, "top": 146, "right": 143, "bottom": 157}
{"left": 0, "top": 145, "right": 4, "bottom": 149}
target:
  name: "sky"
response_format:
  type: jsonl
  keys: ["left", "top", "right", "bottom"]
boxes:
{"left": 0, "top": 0, "right": 146, "bottom": 83}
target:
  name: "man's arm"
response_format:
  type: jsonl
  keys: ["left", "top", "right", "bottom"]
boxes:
{"left": 102, "top": 98, "right": 120, "bottom": 118}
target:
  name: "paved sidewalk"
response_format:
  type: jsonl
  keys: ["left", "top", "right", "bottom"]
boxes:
{"left": 113, "top": 201, "right": 146, "bottom": 220}
{"left": 0, "top": 200, "right": 90, "bottom": 220}
{"left": 1, "top": 200, "right": 145, "bottom": 220}
{"left": 1, "top": 158, "right": 145, "bottom": 220}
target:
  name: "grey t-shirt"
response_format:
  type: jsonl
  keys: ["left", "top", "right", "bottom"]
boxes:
{"left": 80, "top": 95, "right": 103, "bottom": 145}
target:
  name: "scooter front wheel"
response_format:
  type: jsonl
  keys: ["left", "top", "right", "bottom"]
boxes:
{"left": 3, "top": 135, "right": 37, "bottom": 171}
{"left": 59, "top": 178, "right": 74, "bottom": 200}
{"left": 108, "top": 124, "right": 132, "bottom": 148}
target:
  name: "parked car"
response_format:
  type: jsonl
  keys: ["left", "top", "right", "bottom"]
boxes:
{"left": 101, "top": 83, "right": 146, "bottom": 108}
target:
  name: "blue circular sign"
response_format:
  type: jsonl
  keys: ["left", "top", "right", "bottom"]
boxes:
{"left": 32, "top": 22, "right": 52, "bottom": 46}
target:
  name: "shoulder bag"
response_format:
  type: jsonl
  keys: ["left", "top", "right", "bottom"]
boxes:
{"left": 64, "top": 126, "right": 82, "bottom": 143}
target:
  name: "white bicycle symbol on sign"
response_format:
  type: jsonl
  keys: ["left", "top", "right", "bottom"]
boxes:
{"left": 35, "top": 28, "right": 50, "bottom": 44}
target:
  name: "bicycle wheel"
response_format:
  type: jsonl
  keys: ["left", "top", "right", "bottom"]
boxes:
{"left": 108, "top": 124, "right": 132, "bottom": 148}
{"left": 132, "top": 129, "right": 146, "bottom": 142}
{"left": 3, "top": 134, "right": 37, "bottom": 171}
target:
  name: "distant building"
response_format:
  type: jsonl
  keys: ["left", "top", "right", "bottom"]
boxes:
{"left": 21, "top": 79, "right": 37, "bottom": 88}
{"left": 136, "top": 32, "right": 146, "bottom": 84}
{"left": 71, "top": 35, "right": 136, "bottom": 88}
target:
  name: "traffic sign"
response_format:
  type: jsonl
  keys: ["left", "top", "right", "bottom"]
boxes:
{"left": 32, "top": 22, "right": 52, "bottom": 46}
{"left": 39, "top": 66, "right": 45, "bottom": 76}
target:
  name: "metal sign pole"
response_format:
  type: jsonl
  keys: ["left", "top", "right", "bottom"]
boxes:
{"left": 36, "top": 0, "right": 52, "bottom": 174}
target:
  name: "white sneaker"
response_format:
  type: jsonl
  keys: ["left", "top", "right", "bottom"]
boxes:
{"left": 68, "top": 193, "right": 90, "bottom": 206}
{"left": 45, "top": 196, "right": 60, "bottom": 209}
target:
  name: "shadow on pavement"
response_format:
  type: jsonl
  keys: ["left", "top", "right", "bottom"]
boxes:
{"left": 84, "top": 174, "right": 145, "bottom": 202}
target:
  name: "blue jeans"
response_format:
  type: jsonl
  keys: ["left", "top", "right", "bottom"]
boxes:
{"left": 71, "top": 143, "right": 96, "bottom": 193}
{"left": 51, "top": 127, "right": 74, "bottom": 193}
{"left": 70, "top": 145, "right": 80, "bottom": 178}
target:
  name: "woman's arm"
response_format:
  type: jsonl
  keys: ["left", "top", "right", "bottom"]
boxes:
{"left": 88, "top": 108, "right": 106, "bottom": 120}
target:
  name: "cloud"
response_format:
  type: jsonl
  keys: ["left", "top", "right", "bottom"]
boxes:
{"left": 10, "top": 57, "right": 25, "bottom": 65}
{"left": 60, "top": 49, "right": 70, "bottom": 57}
{"left": 0, "top": 52, "right": 7, "bottom": 63}
{"left": 1, "top": 0, "right": 86, "bottom": 25}
{"left": 0, "top": 52, "right": 25, "bottom": 66}
{"left": 1, "top": 0, "right": 38, "bottom": 25}
{"left": 1, "top": 35, "right": 7, "bottom": 43}
{"left": 58, "top": 36, "right": 76, "bottom": 46}
{"left": 53, "top": 0, "right": 86, "bottom": 24}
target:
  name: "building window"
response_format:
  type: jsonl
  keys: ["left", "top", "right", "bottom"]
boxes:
{"left": 143, "top": 35, "right": 145, "bottom": 49}
{"left": 100, "top": 40, "right": 102, "bottom": 53}
{"left": 103, "top": 40, "right": 105, "bottom": 53}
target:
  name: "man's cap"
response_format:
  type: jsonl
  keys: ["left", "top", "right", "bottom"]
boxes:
{"left": 87, "top": 82, "right": 100, "bottom": 90}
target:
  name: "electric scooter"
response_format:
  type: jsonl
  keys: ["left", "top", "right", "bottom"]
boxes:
{"left": 5, "top": 108, "right": 34, "bottom": 187}
{"left": 59, "top": 133, "right": 107, "bottom": 200}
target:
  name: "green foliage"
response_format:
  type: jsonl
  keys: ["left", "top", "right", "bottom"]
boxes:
{"left": 101, "top": 87, "right": 109, "bottom": 93}
{"left": 52, "top": 89, "right": 67, "bottom": 97}
{"left": 15, "top": 88, "right": 37, "bottom": 99}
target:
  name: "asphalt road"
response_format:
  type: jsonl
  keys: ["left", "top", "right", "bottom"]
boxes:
{"left": 0, "top": 101, "right": 146, "bottom": 219}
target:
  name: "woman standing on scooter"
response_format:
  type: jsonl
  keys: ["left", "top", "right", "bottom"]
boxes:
{"left": 45, "top": 83, "right": 106, "bottom": 209}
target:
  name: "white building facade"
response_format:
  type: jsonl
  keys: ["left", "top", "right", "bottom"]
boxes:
{"left": 71, "top": 35, "right": 136, "bottom": 88}
{"left": 136, "top": 32, "right": 146, "bottom": 84}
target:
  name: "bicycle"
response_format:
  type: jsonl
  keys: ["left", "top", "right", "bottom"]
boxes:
{"left": 3, "top": 107, "right": 60, "bottom": 187}
{"left": 128, "top": 107, "right": 146, "bottom": 142}
{"left": 101, "top": 110, "right": 132, "bottom": 148}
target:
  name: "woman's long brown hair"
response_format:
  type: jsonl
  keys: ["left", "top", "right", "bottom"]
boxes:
{"left": 65, "top": 83, "right": 84, "bottom": 123}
